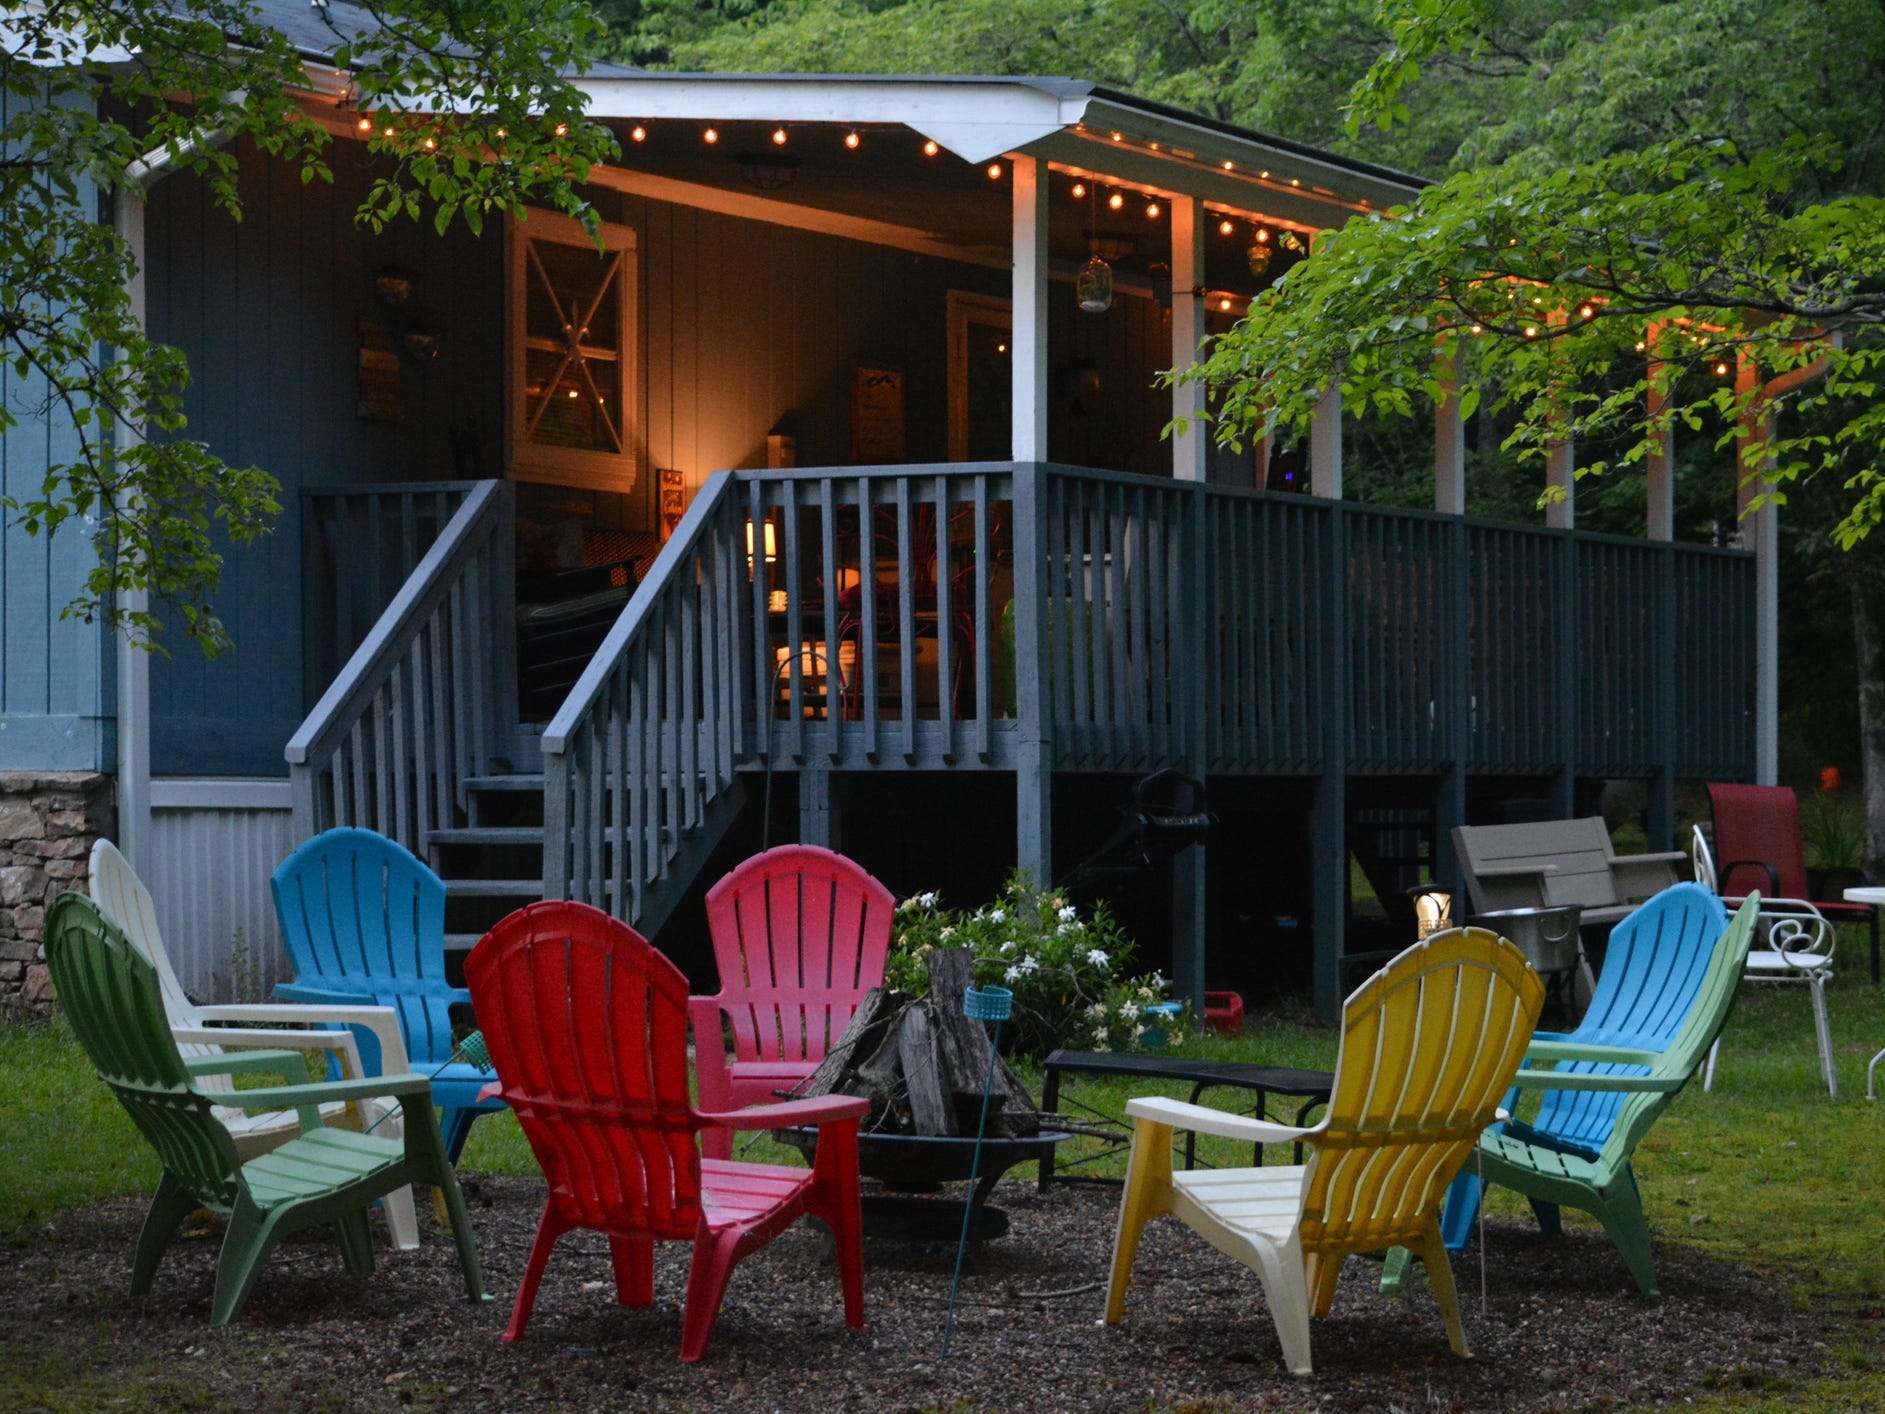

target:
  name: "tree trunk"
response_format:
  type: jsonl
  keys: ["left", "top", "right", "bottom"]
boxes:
{"left": 1851, "top": 576, "right": 1885, "bottom": 875}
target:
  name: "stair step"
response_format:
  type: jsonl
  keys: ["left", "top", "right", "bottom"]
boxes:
{"left": 428, "top": 827, "right": 545, "bottom": 846}
{"left": 442, "top": 878, "right": 543, "bottom": 898}
{"left": 462, "top": 775, "right": 546, "bottom": 792}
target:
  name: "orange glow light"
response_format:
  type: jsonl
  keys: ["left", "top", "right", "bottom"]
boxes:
{"left": 631, "top": 124, "right": 646, "bottom": 142}
{"left": 987, "top": 162, "right": 1003, "bottom": 180}
{"left": 772, "top": 127, "right": 788, "bottom": 146}
{"left": 923, "top": 139, "right": 938, "bottom": 157}
{"left": 844, "top": 131, "right": 860, "bottom": 149}
{"left": 704, "top": 127, "right": 719, "bottom": 144}
{"left": 1108, "top": 191, "right": 1124, "bottom": 210}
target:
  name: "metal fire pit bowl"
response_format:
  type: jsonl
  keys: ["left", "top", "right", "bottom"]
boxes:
{"left": 1468, "top": 904, "right": 1584, "bottom": 976}
{"left": 776, "top": 1126, "right": 1073, "bottom": 1240}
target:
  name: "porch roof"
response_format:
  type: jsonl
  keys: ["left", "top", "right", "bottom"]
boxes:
{"left": 572, "top": 72, "right": 1428, "bottom": 223}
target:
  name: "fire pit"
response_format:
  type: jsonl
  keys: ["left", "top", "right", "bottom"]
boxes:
{"left": 781, "top": 945, "right": 1068, "bottom": 1240}
{"left": 776, "top": 1126, "right": 1073, "bottom": 1239}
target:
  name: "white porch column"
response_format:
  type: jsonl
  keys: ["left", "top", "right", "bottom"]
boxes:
{"left": 1310, "top": 385, "right": 1343, "bottom": 498}
{"left": 1010, "top": 154, "right": 1049, "bottom": 462}
{"left": 113, "top": 189, "right": 152, "bottom": 873}
{"left": 1170, "top": 195, "right": 1207, "bottom": 482}
{"left": 1646, "top": 382, "right": 1675, "bottom": 541}
{"left": 1546, "top": 439, "right": 1575, "bottom": 530}
{"left": 1434, "top": 345, "right": 1466, "bottom": 516}
{"left": 1737, "top": 355, "right": 1779, "bottom": 785}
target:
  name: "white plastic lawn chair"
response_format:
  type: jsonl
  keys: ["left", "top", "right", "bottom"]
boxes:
{"left": 88, "top": 840, "right": 421, "bottom": 1248}
{"left": 1691, "top": 825, "right": 1838, "bottom": 1097}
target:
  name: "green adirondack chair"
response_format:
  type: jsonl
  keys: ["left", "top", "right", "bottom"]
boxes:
{"left": 1463, "top": 891, "right": 1760, "bottom": 1299}
{"left": 43, "top": 892, "right": 489, "bottom": 1326}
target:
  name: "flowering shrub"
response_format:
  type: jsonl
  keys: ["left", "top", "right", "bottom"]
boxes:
{"left": 885, "top": 873, "right": 1186, "bottom": 1057}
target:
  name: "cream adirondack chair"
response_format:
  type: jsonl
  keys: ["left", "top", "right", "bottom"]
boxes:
{"left": 88, "top": 840, "right": 420, "bottom": 1249}
{"left": 1104, "top": 929, "right": 1545, "bottom": 1375}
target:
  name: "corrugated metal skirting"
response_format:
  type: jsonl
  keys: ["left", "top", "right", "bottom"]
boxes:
{"left": 148, "top": 803, "right": 295, "bottom": 1004}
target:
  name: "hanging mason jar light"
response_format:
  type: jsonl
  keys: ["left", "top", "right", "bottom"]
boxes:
{"left": 1077, "top": 245, "right": 1114, "bottom": 314}
{"left": 1077, "top": 183, "right": 1114, "bottom": 314}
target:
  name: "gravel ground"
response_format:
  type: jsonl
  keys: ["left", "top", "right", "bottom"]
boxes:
{"left": 0, "top": 1173, "right": 1843, "bottom": 1412}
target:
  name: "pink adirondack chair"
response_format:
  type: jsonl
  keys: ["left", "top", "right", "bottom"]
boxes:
{"left": 690, "top": 845, "right": 896, "bottom": 1161}
{"left": 465, "top": 900, "right": 868, "bottom": 1362}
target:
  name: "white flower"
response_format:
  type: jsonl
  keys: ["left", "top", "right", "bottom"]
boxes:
{"left": 1058, "top": 905, "right": 1078, "bottom": 923}
{"left": 1004, "top": 965, "right": 1022, "bottom": 982}
{"left": 1137, "top": 985, "right": 1154, "bottom": 1001}
{"left": 1118, "top": 1001, "right": 1139, "bottom": 1019}
{"left": 1019, "top": 954, "right": 1040, "bottom": 974}
{"left": 1149, "top": 972, "right": 1167, "bottom": 989}
{"left": 1092, "top": 1039, "right": 1110, "bottom": 1052}
{"left": 940, "top": 925, "right": 955, "bottom": 940}
{"left": 999, "top": 940, "right": 1015, "bottom": 954}
{"left": 1057, "top": 921, "right": 1076, "bottom": 936}
{"left": 1086, "top": 1002, "right": 1109, "bottom": 1019}
{"left": 1132, "top": 1023, "right": 1146, "bottom": 1040}
{"left": 918, "top": 891, "right": 938, "bottom": 908}
{"left": 988, "top": 908, "right": 1006, "bottom": 924}
{"left": 1085, "top": 948, "right": 1110, "bottom": 969}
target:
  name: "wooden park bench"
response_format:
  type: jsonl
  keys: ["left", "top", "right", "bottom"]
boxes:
{"left": 1452, "top": 817, "right": 1686, "bottom": 926}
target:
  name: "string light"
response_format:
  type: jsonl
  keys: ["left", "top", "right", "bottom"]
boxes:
{"left": 1578, "top": 304, "right": 1594, "bottom": 319}
{"left": 1470, "top": 324, "right": 1484, "bottom": 334}
{"left": 631, "top": 124, "right": 646, "bottom": 143}
{"left": 1635, "top": 340, "right": 1647, "bottom": 352}
{"left": 923, "top": 139, "right": 939, "bottom": 157}
{"left": 1108, "top": 190, "right": 1125, "bottom": 210}
{"left": 356, "top": 116, "right": 372, "bottom": 132}
{"left": 554, "top": 123, "right": 567, "bottom": 137}
{"left": 495, "top": 127, "right": 506, "bottom": 139}
{"left": 986, "top": 162, "right": 1003, "bottom": 179}
{"left": 1145, "top": 200, "right": 1161, "bottom": 218}
{"left": 1715, "top": 360, "right": 1730, "bottom": 376}
{"left": 1218, "top": 296, "right": 1233, "bottom": 311}
{"left": 844, "top": 130, "right": 860, "bottom": 149}
{"left": 1111, "top": 132, "right": 1122, "bottom": 142}
{"left": 423, "top": 137, "right": 436, "bottom": 151}
{"left": 1219, "top": 219, "right": 1235, "bottom": 236}
{"left": 771, "top": 126, "right": 788, "bottom": 146}
{"left": 1222, "top": 160, "right": 1234, "bottom": 170}
{"left": 1525, "top": 326, "right": 1539, "bottom": 338}
{"left": 1071, "top": 181, "right": 1086, "bottom": 198}
{"left": 1259, "top": 170, "right": 1269, "bottom": 178}
{"left": 703, "top": 127, "right": 719, "bottom": 144}
{"left": 382, "top": 126, "right": 395, "bottom": 138}
{"left": 1254, "top": 228, "right": 1270, "bottom": 244}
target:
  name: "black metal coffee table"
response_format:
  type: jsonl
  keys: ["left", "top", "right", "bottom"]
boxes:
{"left": 1038, "top": 1049, "right": 1334, "bottom": 1187}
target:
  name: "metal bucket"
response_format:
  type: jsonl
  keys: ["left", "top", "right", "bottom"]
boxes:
{"left": 1468, "top": 904, "right": 1584, "bottom": 976}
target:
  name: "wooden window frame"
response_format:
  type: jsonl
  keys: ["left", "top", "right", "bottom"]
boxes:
{"left": 946, "top": 290, "right": 1012, "bottom": 463}
{"left": 506, "top": 208, "right": 641, "bottom": 491}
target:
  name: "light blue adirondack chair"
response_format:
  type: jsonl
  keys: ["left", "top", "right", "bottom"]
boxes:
{"left": 271, "top": 828, "right": 506, "bottom": 1162}
{"left": 1383, "top": 881, "right": 1731, "bottom": 1289}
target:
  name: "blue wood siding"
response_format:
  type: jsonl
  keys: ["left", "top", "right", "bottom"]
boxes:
{"left": 0, "top": 85, "right": 111, "bottom": 771}
{"left": 144, "top": 139, "right": 504, "bottom": 775}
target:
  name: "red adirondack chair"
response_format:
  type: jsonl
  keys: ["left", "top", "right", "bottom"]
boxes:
{"left": 465, "top": 900, "right": 868, "bottom": 1362}
{"left": 690, "top": 845, "right": 896, "bottom": 1161}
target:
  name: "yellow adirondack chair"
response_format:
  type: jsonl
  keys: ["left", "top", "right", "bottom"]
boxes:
{"left": 1104, "top": 929, "right": 1546, "bottom": 1375}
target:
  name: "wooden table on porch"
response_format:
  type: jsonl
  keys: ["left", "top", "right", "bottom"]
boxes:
{"left": 1037, "top": 1049, "right": 1334, "bottom": 1189}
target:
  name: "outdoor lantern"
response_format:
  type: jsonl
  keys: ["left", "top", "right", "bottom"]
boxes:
{"left": 1410, "top": 885, "right": 1453, "bottom": 939}
{"left": 746, "top": 519, "right": 777, "bottom": 576}
{"left": 1077, "top": 249, "right": 1114, "bottom": 314}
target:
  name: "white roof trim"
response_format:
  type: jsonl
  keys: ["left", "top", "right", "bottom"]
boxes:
{"left": 574, "top": 75, "right": 1086, "bottom": 163}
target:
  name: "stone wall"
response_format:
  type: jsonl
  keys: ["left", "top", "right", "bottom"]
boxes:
{"left": 0, "top": 772, "right": 114, "bottom": 1016}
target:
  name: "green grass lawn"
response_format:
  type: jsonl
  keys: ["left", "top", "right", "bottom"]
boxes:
{"left": 7, "top": 926, "right": 1885, "bottom": 1412}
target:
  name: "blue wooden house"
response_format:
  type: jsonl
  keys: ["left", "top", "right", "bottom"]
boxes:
{"left": 0, "top": 7, "right": 1764, "bottom": 1015}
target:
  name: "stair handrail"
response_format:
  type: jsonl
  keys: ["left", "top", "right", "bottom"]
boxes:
{"left": 542, "top": 470, "right": 747, "bottom": 924}
{"left": 286, "top": 478, "right": 515, "bottom": 849}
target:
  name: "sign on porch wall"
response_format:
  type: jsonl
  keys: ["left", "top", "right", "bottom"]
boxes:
{"left": 852, "top": 364, "right": 906, "bottom": 462}
{"left": 356, "top": 318, "right": 401, "bottom": 421}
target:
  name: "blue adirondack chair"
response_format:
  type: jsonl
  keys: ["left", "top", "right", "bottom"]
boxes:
{"left": 1383, "top": 881, "right": 1729, "bottom": 1290}
{"left": 272, "top": 828, "right": 506, "bottom": 1162}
